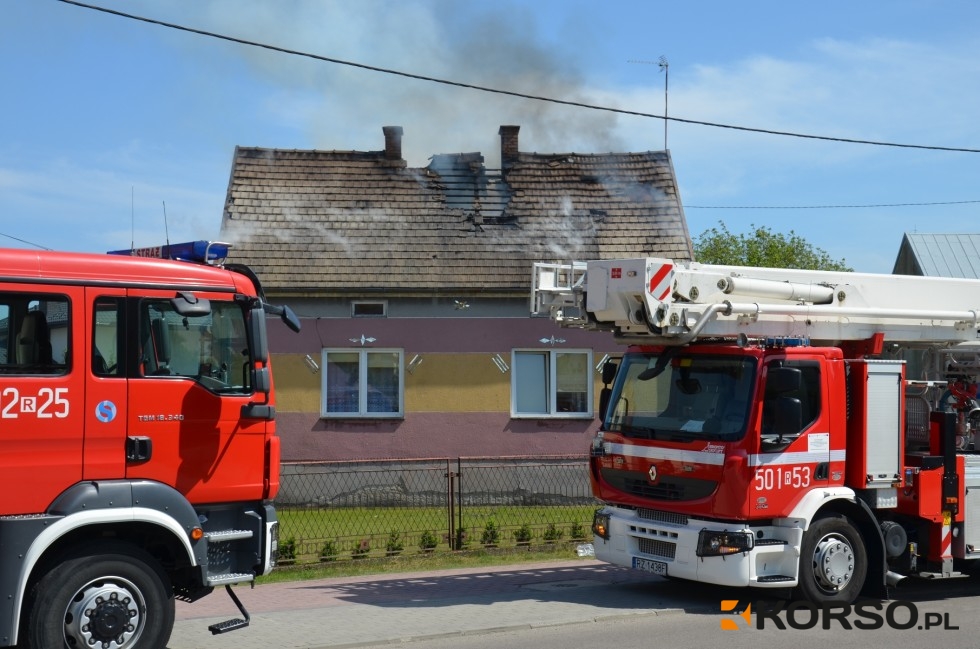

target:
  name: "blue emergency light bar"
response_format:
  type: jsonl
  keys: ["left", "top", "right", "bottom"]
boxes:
{"left": 107, "top": 241, "right": 231, "bottom": 265}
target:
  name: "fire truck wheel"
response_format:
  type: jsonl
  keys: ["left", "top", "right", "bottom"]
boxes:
{"left": 796, "top": 514, "right": 867, "bottom": 604}
{"left": 24, "top": 543, "right": 174, "bottom": 649}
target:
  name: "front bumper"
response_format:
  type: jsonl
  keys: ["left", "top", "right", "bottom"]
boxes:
{"left": 593, "top": 505, "right": 804, "bottom": 588}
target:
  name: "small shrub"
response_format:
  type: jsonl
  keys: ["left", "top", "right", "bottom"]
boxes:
{"left": 418, "top": 530, "right": 439, "bottom": 552}
{"left": 455, "top": 527, "right": 469, "bottom": 549}
{"left": 543, "top": 523, "right": 564, "bottom": 543}
{"left": 278, "top": 536, "right": 296, "bottom": 564}
{"left": 514, "top": 523, "right": 533, "bottom": 545}
{"left": 386, "top": 531, "right": 404, "bottom": 556}
{"left": 319, "top": 539, "right": 339, "bottom": 562}
{"left": 481, "top": 519, "right": 501, "bottom": 547}
{"left": 569, "top": 522, "right": 587, "bottom": 541}
{"left": 351, "top": 538, "right": 371, "bottom": 559}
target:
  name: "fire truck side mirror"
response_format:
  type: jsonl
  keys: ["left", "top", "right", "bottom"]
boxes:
{"left": 249, "top": 306, "right": 268, "bottom": 363}
{"left": 772, "top": 397, "right": 803, "bottom": 439}
{"left": 766, "top": 366, "right": 801, "bottom": 393}
{"left": 253, "top": 366, "right": 271, "bottom": 394}
{"left": 601, "top": 361, "right": 618, "bottom": 385}
{"left": 280, "top": 305, "right": 301, "bottom": 333}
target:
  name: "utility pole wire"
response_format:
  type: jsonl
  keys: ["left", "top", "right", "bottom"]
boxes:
{"left": 57, "top": 0, "right": 980, "bottom": 154}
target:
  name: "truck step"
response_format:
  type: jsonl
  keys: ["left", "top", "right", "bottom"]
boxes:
{"left": 754, "top": 538, "right": 788, "bottom": 546}
{"left": 756, "top": 575, "right": 794, "bottom": 583}
{"left": 206, "top": 529, "right": 254, "bottom": 542}
{"left": 208, "top": 585, "right": 251, "bottom": 635}
{"left": 209, "top": 618, "right": 249, "bottom": 635}
{"left": 207, "top": 572, "right": 254, "bottom": 587}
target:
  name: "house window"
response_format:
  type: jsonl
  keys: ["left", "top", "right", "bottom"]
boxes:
{"left": 321, "top": 349, "right": 403, "bottom": 418}
{"left": 511, "top": 349, "right": 593, "bottom": 418}
{"left": 352, "top": 301, "right": 387, "bottom": 317}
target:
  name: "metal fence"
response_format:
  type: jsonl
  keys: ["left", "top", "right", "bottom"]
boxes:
{"left": 275, "top": 456, "right": 599, "bottom": 564}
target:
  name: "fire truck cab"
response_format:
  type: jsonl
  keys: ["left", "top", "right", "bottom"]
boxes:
{"left": 0, "top": 242, "right": 298, "bottom": 648}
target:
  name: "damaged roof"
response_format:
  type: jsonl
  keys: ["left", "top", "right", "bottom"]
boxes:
{"left": 219, "top": 126, "right": 693, "bottom": 295}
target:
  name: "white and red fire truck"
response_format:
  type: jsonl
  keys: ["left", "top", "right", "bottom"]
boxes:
{"left": 533, "top": 257, "right": 980, "bottom": 603}
{"left": 0, "top": 241, "right": 299, "bottom": 648}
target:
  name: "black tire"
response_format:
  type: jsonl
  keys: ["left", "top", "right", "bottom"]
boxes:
{"left": 795, "top": 514, "right": 867, "bottom": 604}
{"left": 24, "top": 543, "right": 174, "bottom": 649}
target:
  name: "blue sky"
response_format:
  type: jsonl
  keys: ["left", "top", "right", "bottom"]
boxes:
{"left": 2, "top": 0, "right": 979, "bottom": 273}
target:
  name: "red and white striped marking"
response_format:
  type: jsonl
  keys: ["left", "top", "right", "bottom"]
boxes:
{"left": 649, "top": 262, "right": 673, "bottom": 302}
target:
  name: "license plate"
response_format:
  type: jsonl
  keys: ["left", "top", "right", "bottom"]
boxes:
{"left": 632, "top": 557, "right": 667, "bottom": 576}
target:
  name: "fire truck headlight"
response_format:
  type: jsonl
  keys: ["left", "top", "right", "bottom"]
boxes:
{"left": 696, "top": 530, "right": 753, "bottom": 557}
{"left": 592, "top": 511, "right": 611, "bottom": 540}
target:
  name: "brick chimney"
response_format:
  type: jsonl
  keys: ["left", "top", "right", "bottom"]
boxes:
{"left": 382, "top": 126, "right": 403, "bottom": 161}
{"left": 499, "top": 125, "right": 519, "bottom": 168}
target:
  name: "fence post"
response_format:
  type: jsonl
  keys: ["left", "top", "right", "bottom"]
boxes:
{"left": 456, "top": 457, "right": 463, "bottom": 551}
{"left": 445, "top": 459, "right": 456, "bottom": 551}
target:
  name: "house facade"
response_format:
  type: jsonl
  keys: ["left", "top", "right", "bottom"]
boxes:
{"left": 219, "top": 126, "right": 693, "bottom": 461}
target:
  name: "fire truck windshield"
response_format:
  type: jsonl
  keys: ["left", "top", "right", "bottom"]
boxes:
{"left": 140, "top": 299, "right": 251, "bottom": 393}
{"left": 603, "top": 352, "right": 757, "bottom": 442}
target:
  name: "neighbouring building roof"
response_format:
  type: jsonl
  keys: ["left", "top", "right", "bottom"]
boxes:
{"left": 219, "top": 125, "right": 693, "bottom": 296}
{"left": 892, "top": 233, "right": 980, "bottom": 278}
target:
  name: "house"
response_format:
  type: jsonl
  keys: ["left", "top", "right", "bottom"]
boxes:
{"left": 893, "top": 233, "right": 980, "bottom": 279}
{"left": 219, "top": 125, "right": 693, "bottom": 461}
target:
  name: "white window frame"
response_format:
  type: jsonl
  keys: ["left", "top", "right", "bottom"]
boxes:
{"left": 320, "top": 348, "right": 404, "bottom": 418}
{"left": 351, "top": 300, "right": 387, "bottom": 318}
{"left": 510, "top": 348, "right": 593, "bottom": 419}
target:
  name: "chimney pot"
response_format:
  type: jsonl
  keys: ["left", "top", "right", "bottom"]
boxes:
{"left": 499, "top": 125, "right": 519, "bottom": 167}
{"left": 382, "top": 126, "right": 403, "bottom": 161}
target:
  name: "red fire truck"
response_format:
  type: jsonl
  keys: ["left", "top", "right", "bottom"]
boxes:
{"left": 0, "top": 241, "right": 299, "bottom": 648}
{"left": 533, "top": 258, "right": 980, "bottom": 604}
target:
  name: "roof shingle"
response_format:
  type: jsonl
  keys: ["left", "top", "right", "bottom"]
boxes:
{"left": 219, "top": 128, "right": 693, "bottom": 295}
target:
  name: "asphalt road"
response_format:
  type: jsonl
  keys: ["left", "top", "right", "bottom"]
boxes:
{"left": 167, "top": 559, "right": 980, "bottom": 649}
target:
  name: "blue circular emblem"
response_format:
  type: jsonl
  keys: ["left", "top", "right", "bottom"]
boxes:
{"left": 95, "top": 400, "right": 117, "bottom": 423}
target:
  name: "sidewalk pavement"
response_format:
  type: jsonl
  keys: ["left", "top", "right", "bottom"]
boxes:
{"left": 167, "top": 559, "right": 699, "bottom": 649}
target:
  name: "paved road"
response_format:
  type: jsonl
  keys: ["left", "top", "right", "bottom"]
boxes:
{"left": 168, "top": 559, "right": 689, "bottom": 649}
{"left": 168, "top": 559, "right": 980, "bottom": 649}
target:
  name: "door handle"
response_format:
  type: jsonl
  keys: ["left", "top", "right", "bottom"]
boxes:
{"left": 126, "top": 436, "right": 153, "bottom": 462}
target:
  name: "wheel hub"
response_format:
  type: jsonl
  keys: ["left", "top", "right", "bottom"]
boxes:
{"left": 65, "top": 579, "right": 143, "bottom": 648}
{"left": 813, "top": 536, "right": 855, "bottom": 590}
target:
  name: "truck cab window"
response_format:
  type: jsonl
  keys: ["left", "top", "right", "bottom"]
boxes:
{"left": 93, "top": 298, "right": 123, "bottom": 376}
{"left": 761, "top": 360, "right": 821, "bottom": 449}
{"left": 0, "top": 293, "right": 70, "bottom": 375}
{"left": 139, "top": 299, "right": 251, "bottom": 393}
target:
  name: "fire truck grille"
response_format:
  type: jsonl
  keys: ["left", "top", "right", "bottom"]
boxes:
{"left": 638, "top": 537, "right": 677, "bottom": 559}
{"left": 600, "top": 468, "right": 716, "bottom": 501}
{"left": 637, "top": 509, "right": 689, "bottom": 526}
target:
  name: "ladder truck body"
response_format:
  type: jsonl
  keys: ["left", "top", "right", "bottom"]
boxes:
{"left": 0, "top": 242, "right": 299, "bottom": 648}
{"left": 532, "top": 258, "right": 980, "bottom": 603}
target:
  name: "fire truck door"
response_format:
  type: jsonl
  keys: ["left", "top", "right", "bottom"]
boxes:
{"left": 124, "top": 291, "right": 268, "bottom": 503}
{"left": 83, "top": 290, "right": 129, "bottom": 479}
{"left": 755, "top": 359, "right": 829, "bottom": 512}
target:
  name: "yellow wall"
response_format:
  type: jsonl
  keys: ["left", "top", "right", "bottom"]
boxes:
{"left": 271, "top": 352, "right": 608, "bottom": 415}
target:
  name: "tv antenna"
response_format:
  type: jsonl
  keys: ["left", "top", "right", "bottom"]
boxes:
{"left": 628, "top": 55, "right": 670, "bottom": 150}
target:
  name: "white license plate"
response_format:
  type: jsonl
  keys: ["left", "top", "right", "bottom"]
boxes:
{"left": 632, "top": 557, "right": 667, "bottom": 576}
